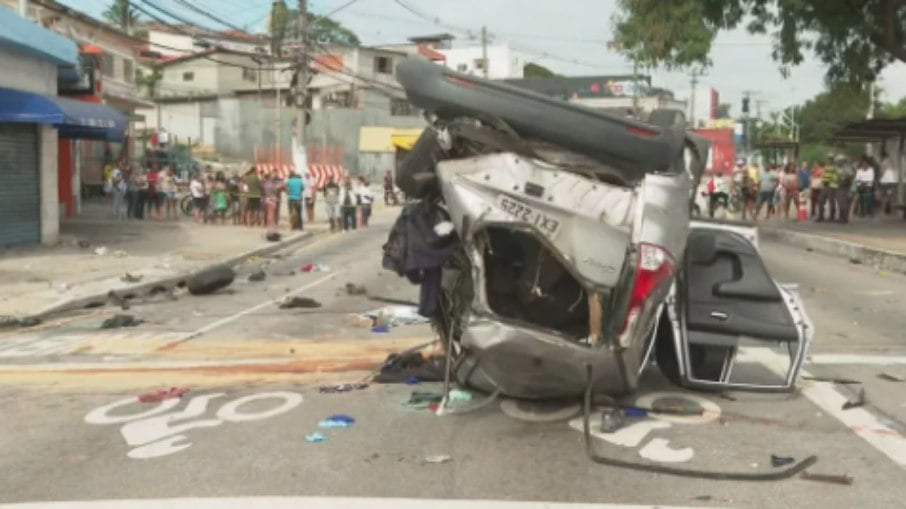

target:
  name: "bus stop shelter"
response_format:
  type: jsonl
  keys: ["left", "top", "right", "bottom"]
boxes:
{"left": 755, "top": 140, "right": 800, "bottom": 166}
{"left": 833, "top": 118, "right": 906, "bottom": 215}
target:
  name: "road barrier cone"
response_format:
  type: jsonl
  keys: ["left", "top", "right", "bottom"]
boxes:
{"left": 798, "top": 196, "right": 809, "bottom": 221}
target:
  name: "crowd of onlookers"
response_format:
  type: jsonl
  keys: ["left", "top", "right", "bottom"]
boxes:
{"left": 104, "top": 161, "right": 383, "bottom": 232}
{"left": 703, "top": 153, "right": 899, "bottom": 223}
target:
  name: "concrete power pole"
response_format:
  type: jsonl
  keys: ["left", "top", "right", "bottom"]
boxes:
{"left": 295, "top": 0, "right": 308, "bottom": 157}
{"left": 689, "top": 69, "right": 700, "bottom": 128}
{"left": 481, "top": 26, "right": 489, "bottom": 78}
{"left": 18, "top": 0, "right": 27, "bottom": 16}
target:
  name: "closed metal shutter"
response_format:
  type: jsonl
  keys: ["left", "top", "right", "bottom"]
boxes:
{"left": 0, "top": 123, "right": 40, "bottom": 247}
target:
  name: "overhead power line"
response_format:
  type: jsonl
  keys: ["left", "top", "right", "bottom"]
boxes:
{"left": 172, "top": 0, "right": 251, "bottom": 34}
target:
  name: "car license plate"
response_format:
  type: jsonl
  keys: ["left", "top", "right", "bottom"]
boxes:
{"left": 496, "top": 195, "right": 561, "bottom": 238}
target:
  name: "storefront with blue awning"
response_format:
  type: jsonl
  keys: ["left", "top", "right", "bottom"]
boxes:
{"left": 0, "top": 4, "right": 126, "bottom": 247}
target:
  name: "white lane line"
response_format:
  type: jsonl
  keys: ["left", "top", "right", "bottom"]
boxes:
{"left": 185, "top": 271, "right": 343, "bottom": 340}
{"left": 750, "top": 349, "right": 906, "bottom": 468}
{"left": 807, "top": 354, "right": 906, "bottom": 366}
{"left": 0, "top": 497, "right": 715, "bottom": 509}
{"left": 0, "top": 358, "right": 295, "bottom": 372}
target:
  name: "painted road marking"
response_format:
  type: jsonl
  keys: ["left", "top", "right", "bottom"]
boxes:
{"left": 568, "top": 392, "right": 721, "bottom": 464}
{"left": 0, "top": 332, "right": 191, "bottom": 358}
{"left": 85, "top": 391, "right": 303, "bottom": 459}
{"left": 807, "top": 353, "right": 906, "bottom": 366}
{"left": 0, "top": 497, "right": 716, "bottom": 509}
{"left": 749, "top": 349, "right": 906, "bottom": 467}
{"left": 182, "top": 271, "right": 343, "bottom": 342}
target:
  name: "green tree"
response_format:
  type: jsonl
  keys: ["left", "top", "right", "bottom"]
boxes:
{"left": 273, "top": 6, "right": 361, "bottom": 50}
{"left": 613, "top": 0, "right": 906, "bottom": 84}
{"left": 880, "top": 96, "right": 906, "bottom": 117}
{"left": 103, "top": 0, "right": 139, "bottom": 31}
{"left": 136, "top": 66, "right": 162, "bottom": 98}
{"left": 523, "top": 62, "right": 557, "bottom": 79}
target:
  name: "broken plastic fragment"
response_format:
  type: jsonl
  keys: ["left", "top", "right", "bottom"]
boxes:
{"left": 434, "top": 221, "right": 454, "bottom": 237}
{"left": 449, "top": 389, "right": 472, "bottom": 403}
{"left": 305, "top": 433, "right": 327, "bottom": 443}
{"left": 424, "top": 454, "right": 452, "bottom": 464}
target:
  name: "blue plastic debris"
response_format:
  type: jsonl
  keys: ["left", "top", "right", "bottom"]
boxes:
{"left": 305, "top": 432, "right": 327, "bottom": 443}
{"left": 319, "top": 414, "right": 356, "bottom": 428}
{"left": 371, "top": 325, "right": 390, "bottom": 333}
{"left": 449, "top": 389, "right": 472, "bottom": 403}
{"left": 623, "top": 407, "right": 648, "bottom": 418}
{"left": 405, "top": 375, "right": 421, "bottom": 385}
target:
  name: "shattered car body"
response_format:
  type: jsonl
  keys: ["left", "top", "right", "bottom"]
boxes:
{"left": 386, "top": 56, "right": 814, "bottom": 400}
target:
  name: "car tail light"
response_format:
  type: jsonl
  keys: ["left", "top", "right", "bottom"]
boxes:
{"left": 622, "top": 243, "right": 675, "bottom": 335}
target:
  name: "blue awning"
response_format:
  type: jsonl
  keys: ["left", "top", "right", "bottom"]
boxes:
{"left": 0, "top": 87, "right": 127, "bottom": 141}
{"left": 0, "top": 5, "right": 79, "bottom": 69}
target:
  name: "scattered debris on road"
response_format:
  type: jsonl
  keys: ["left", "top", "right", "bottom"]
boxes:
{"left": 404, "top": 391, "right": 443, "bottom": 410}
{"left": 187, "top": 265, "right": 236, "bottom": 295}
{"left": 77, "top": 240, "right": 91, "bottom": 249}
{"left": 113, "top": 250, "right": 127, "bottom": 258}
{"left": 361, "top": 305, "right": 430, "bottom": 328}
{"left": 878, "top": 372, "right": 905, "bottom": 382}
{"left": 803, "top": 375, "right": 862, "bottom": 385}
{"left": 305, "top": 432, "right": 327, "bottom": 443}
{"left": 842, "top": 387, "right": 866, "bottom": 410}
{"left": 319, "top": 383, "right": 369, "bottom": 394}
{"left": 0, "top": 316, "right": 18, "bottom": 328}
{"left": 770, "top": 454, "right": 796, "bottom": 467}
{"left": 374, "top": 351, "right": 445, "bottom": 384}
{"left": 301, "top": 263, "right": 331, "bottom": 273}
{"left": 100, "top": 314, "right": 144, "bottom": 329}
{"left": 319, "top": 414, "right": 355, "bottom": 428}
{"left": 371, "top": 325, "right": 390, "bottom": 333}
{"left": 17, "top": 316, "right": 41, "bottom": 328}
{"left": 424, "top": 454, "right": 452, "bottom": 464}
{"left": 248, "top": 269, "right": 267, "bottom": 282}
{"left": 266, "top": 232, "right": 282, "bottom": 242}
{"left": 138, "top": 387, "right": 189, "bottom": 403}
{"left": 121, "top": 273, "right": 143, "bottom": 283}
{"left": 849, "top": 257, "right": 863, "bottom": 265}
{"left": 800, "top": 471, "right": 854, "bottom": 485}
{"left": 107, "top": 291, "right": 130, "bottom": 310}
{"left": 279, "top": 296, "right": 322, "bottom": 309}
{"left": 93, "top": 246, "right": 108, "bottom": 256}
{"left": 345, "top": 282, "right": 368, "bottom": 296}
{"left": 599, "top": 408, "right": 625, "bottom": 432}
{"left": 449, "top": 389, "right": 472, "bottom": 403}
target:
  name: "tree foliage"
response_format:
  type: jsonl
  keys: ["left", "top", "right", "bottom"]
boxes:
{"left": 273, "top": 6, "right": 361, "bottom": 50}
{"left": 103, "top": 0, "right": 140, "bottom": 31}
{"left": 613, "top": 0, "right": 906, "bottom": 84}
{"left": 523, "top": 62, "right": 557, "bottom": 79}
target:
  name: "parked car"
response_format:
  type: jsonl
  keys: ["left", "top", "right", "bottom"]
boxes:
{"left": 385, "top": 56, "right": 814, "bottom": 401}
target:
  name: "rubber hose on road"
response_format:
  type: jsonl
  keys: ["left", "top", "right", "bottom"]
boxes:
{"left": 582, "top": 365, "right": 818, "bottom": 481}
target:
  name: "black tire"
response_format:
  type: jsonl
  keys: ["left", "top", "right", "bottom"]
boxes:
{"left": 180, "top": 195, "right": 194, "bottom": 216}
{"left": 186, "top": 265, "right": 235, "bottom": 295}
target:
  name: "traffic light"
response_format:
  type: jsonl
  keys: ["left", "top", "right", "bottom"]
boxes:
{"left": 742, "top": 97, "right": 750, "bottom": 114}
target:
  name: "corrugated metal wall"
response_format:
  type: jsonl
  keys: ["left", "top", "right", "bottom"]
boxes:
{"left": 0, "top": 124, "right": 40, "bottom": 247}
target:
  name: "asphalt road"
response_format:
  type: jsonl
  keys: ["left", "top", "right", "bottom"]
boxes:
{"left": 1, "top": 213, "right": 905, "bottom": 509}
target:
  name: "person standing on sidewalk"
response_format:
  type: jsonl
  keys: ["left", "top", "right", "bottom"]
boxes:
{"left": 263, "top": 172, "right": 282, "bottom": 230}
{"left": 323, "top": 177, "right": 341, "bottom": 232}
{"left": 880, "top": 154, "right": 898, "bottom": 215}
{"left": 755, "top": 164, "right": 778, "bottom": 220}
{"left": 146, "top": 166, "right": 161, "bottom": 220}
{"left": 159, "top": 166, "right": 178, "bottom": 220}
{"left": 358, "top": 176, "right": 374, "bottom": 227}
{"left": 133, "top": 166, "right": 148, "bottom": 220}
{"left": 781, "top": 164, "right": 800, "bottom": 219}
{"left": 339, "top": 175, "right": 358, "bottom": 232}
{"left": 303, "top": 172, "right": 316, "bottom": 224}
{"left": 190, "top": 172, "right": 206, "bottom": 224}
{"left": 818, "top": 157, "right": 840, "bottom": 222}
{"left": 111, "top": 166, "right": 127, "bottom": 219}
{"left": 286, "top": 171, "right": 305, "bottom": 231}
{"left": 837, "top": 155, "right": 854, "bottom": 223}
{"left": 809, "top": 161, "right": 824, "bottom": 218}
{"left": 855, "top": 158, "right": 876, "bottom": 218}
{"left": 383, "top": 170, "right": 397, "bottom": 206}
{"left": 244, "top": 168, "right": 263, "bottom": 227}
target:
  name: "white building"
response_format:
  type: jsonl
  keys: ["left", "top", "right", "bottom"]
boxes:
{"left": 142, "top": 23, "right": 266, "bottom": 58}
{"left": 379, "top": 33, "right": 527, "bottom": 79}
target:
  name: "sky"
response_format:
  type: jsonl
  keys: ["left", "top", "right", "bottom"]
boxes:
{"left": 61, "top": 0, "right": 906, "bottom": 117}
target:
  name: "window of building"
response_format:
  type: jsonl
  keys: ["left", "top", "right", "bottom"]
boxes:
{"left": 182, "top": 71, "right": 195, "bottom": 82}
{"left": 101, "top": 53, "right": 114, "bottom": 77}
{"left": 123, "top": 59, "right": 134, "bottom": 83}
{"left": 456, "top": 63, "right": 468, "bottom": 72}
{"left": 242, "top": 67, "right": 257, "bottom": 82}
{"left": 391, "top": 98, "right": 417, "bottom": 116}
{"left": 374, "top": 56, "right": 392, "bottom": 74}
{"left": 473, "top": 58, "right": 487, "bottom": 71}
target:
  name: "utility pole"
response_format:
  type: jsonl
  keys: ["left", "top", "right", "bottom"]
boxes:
{"left": 631, "top": 59, "right": 639, "bottom": 120}
{"left": 18, "top": 0, "right": 27, "bottom": 16}
{"left": 294, "top": 0, "right": 308, "bottom": 171}
{"left": 689, "top": 69, "right": 700, "bottom": 128}
{"left": 481, "top": 26, "right": 489, "bottom": 78}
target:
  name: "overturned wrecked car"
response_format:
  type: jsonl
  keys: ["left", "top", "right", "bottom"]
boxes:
{"left": 384, "top": 56, "right": 814, "bottom": 405}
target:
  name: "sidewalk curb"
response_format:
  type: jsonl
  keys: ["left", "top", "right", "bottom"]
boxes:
{"left": 22, "top": 230, "right": 322, "bottom": 322}
{"left": 760, "top": 226, "right": 906, "bottom": 275}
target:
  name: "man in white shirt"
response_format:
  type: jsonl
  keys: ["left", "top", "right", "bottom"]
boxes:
{"left": 879, "top": 155, "right": 898, "bottom": 215}
{"left": 854, "top": 158, "right": 876, "bottom": 217}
